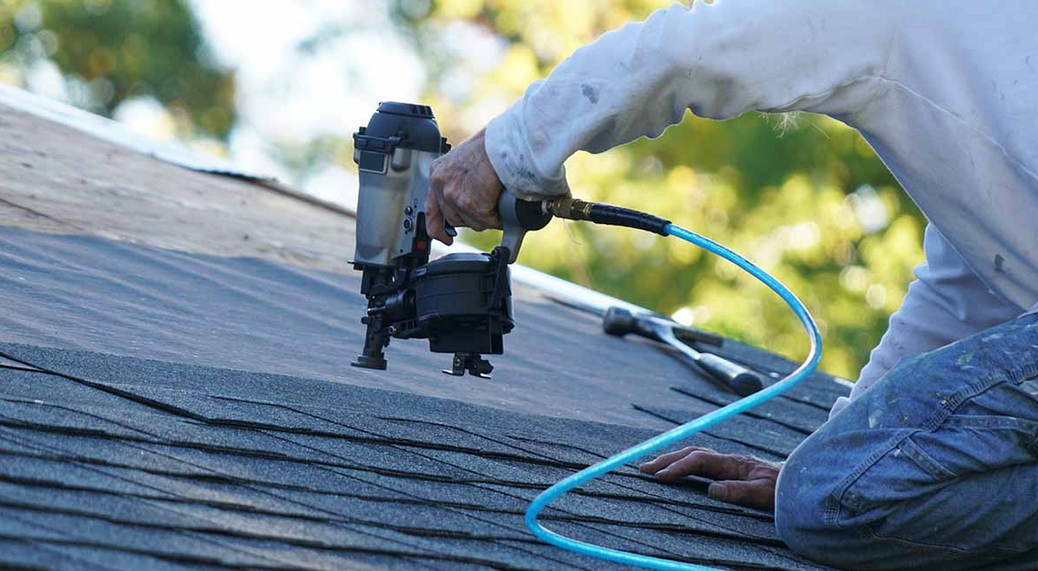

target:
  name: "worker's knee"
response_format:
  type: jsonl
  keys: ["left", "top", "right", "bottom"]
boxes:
{"left": 774, "top": 433, "right": 848, "bottom": 564}
{"left": 773, "top": 409, "right": 918, "bottom": 570}
{"left": 774, "top": 419, "right": 881, "bottom": 568}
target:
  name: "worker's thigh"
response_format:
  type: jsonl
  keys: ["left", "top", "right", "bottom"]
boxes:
{"left": 775, "top": 313, "right": 1038, "bottom": 571}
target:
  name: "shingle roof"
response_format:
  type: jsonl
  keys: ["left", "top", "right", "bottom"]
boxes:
{"left": 0, "top": 89, "right": 850, "bottom": 570}
{"left": 0, "top": 342, "right": 841, "bottom": 571}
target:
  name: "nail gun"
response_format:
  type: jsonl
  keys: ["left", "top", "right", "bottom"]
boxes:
{"left": 350, "top": 102, "right": 551, "bottom": 378}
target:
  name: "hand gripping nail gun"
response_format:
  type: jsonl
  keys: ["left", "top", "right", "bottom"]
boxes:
{"left": 350, "top": 102, "right": 551, "bottom": 378}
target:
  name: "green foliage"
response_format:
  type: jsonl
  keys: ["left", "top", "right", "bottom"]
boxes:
{"left": 0, "top": 0, "right": 235, "bottom": 138}
{"left": 393, "top": 0, "right": 926, "bottom": 379}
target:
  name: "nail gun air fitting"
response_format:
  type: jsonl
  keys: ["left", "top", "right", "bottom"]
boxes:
{"left": 541, "top": 197, "right": 672, "bottom": 236}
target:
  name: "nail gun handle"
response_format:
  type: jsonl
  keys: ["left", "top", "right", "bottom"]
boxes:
{"left": 498, "top": 190, "right": 553, "bottom": 263}
{"left": 695, "top": 353, "right": 763, "bottom": 397}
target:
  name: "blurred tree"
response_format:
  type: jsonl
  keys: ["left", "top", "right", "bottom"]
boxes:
{"left": 390, "top": 0, "right": 926, "bottom": 379}
{"left": 0, "top": 0, "right": 235, "bottom": 138}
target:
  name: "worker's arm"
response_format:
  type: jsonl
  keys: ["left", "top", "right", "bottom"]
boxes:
{"left": 484, "top": 0, "right": 896, "bottom": 198}
{"left": 829, "top": 225, "right": 1024, "bottom": 417}
{"left": 427, "top": 0, "right": 897, "bottom": 241}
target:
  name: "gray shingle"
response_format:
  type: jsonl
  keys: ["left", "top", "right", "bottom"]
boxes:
{"left": 0, "top": 227, "right": 848, "bottom": 571}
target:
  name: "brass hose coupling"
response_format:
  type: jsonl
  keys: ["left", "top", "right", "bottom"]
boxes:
{"left": 539, "top": 195, "right": 672, "bottom": 236}
{"left": 542, "top": 196, "right": 595, "bottom": 221}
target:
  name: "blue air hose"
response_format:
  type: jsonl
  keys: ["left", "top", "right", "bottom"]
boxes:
{"left": 524, "top": 213, "right": 823, "bottom": 570}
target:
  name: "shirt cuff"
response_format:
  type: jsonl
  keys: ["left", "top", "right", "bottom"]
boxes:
{"left": 484, "top": 88, "right": 570, "bottom": 199}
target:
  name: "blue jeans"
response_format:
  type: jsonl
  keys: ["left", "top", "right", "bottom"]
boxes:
{"left": 776, "top": 313, "right": 1038, "bottom": 571}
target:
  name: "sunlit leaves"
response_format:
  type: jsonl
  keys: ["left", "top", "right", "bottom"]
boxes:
{"left": 436, "top": 0, "right": 484, "bottom": 19}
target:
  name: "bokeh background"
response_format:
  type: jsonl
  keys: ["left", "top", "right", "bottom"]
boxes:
{"left": 0, "top": 0, "right": 925, "bottom": 380}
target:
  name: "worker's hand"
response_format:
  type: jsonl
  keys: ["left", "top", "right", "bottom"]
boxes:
{"left": 639, "top": 447, "right": 782, "bottom": 511}
{"left": 426, "top": 128, "right": 504, "bottom": 245}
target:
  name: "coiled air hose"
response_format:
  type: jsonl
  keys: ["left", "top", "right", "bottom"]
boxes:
{"left": 528, "top": 198, "right": 823, "bottom": 571}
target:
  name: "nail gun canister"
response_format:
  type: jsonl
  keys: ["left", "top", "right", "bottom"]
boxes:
{"left": 411, "top": 252, "right": 515, "bottom": 355}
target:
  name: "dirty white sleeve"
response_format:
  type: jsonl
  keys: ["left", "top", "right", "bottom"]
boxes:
{"left": 484, "top": 0, "right": 897, "bottom": 197}
{"left": 828, "top": 225, "right": 1025, "bottom": 418}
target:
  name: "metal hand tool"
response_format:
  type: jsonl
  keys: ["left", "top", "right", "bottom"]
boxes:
{"left": 602, "top": 306, "right": 763, "bottom": 395}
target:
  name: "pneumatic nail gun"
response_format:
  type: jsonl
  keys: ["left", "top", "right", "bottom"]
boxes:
{"left": 350, "top": 102, "right": 551, "bottom": 378}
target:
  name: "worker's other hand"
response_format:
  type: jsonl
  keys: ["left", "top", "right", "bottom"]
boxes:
{"left": 426, "top": 128, "right": 504, "bottom": 245}
{"left": 639, "top": 447, "right": 781, "bottom": 511}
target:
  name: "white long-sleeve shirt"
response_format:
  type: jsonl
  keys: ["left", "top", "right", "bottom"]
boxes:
{"left": 483, "top": 1, "right": 1038, "bottom": 416}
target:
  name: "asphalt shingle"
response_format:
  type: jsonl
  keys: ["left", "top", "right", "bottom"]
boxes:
{"left": 0, "top": 226, "right": 850, "bottom": 571}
